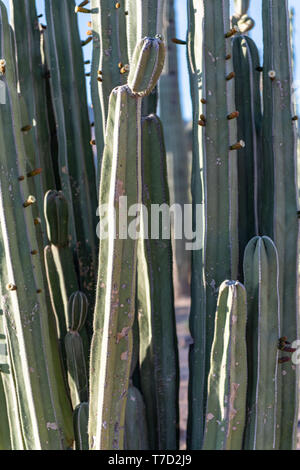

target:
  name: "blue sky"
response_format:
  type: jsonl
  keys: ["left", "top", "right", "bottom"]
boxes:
{"left": 2, "top": 0, "right": 300, "bottom": 121}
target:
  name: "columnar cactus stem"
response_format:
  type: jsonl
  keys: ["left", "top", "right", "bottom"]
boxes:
{"left": 137, "top": 114, "right": 179, "bottom": 450}
{"left": 124, "top": 385, "right": 149, "bottom": 450}
{"left": 232, "top": 35, "right": 262, "bottom": 278}
{"left": 64, "top": 291, "right": 89, "bottom": 408}
{"left": 10, "top": 0, "right": 56, "bottom": 194}
{"left": 0, "top": 2, "right": 74, "bottom": 449}
{"left": 44, "top": 191, "right": 79, "bottom": 322}
{"left": 243, "top": 236, "right": 281, "bottom": 450}
{"left": 125, "top": 0, "right": 164, "bottom": 62}
{"left": 203, "top": 281, "right": 247, "bottom": 450}
{"left": 45, "top": 0, "right": 98, "bottom": 338}
{"left": 87, "top": 0, "right": 128, "bottom": 179}
{"left": 261, "top": 0, "right": 299, "bottom": 449}
{"left": 88, "top": 85, "right": 142, "bottom": 450}
{"left": 187, "top": 0, "right": 239, "bottom": 449}
{"left": 89, "top": 36, "right": 165, "bottom": 450}
{"left": 73, "top": 402, "right": 89, "bottom": 450}
{"left": 126, "top": 1, "right": 165, "bottom": 115}
{"left": 159, "top": 0, "right": 191, "bottom": 298}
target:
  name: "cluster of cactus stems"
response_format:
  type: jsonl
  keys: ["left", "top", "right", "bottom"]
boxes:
{"left": 0, "top": 0, "right": 298, "bottom": 451}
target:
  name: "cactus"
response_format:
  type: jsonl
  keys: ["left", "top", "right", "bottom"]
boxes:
{"left": 86, "top": 0, "right": 128, "bottom": 180}
{"left": 187, "top": 0, "right": 239, "bottom": 449}
{"left": 44, "top": 191, "right": 79, "bottom": 323}
{"left": 10, "top": 0, "right": 56, "bottom": 194}
{"left": 137, "top": 114, "right": 179, "bottom": 449}
{"left": 203, "top": 281, "right": 247, "bottom": 450}
{"left": 124, "top": 385, "right": 149, "bottom": 450}
{"left": 243, "top": 236, "right": 281, "bottom": 450}
{"left": 64, "top": 292, "right": 89, "bottom": 409}
{"left": 0, "top": 0, "right": 298, "bottom": 452}
{"left": 0, "top": 1, "right": 73, "bottom": 448}
{"left": 45, "top": 0, "right": 98, "bottom": 337}
{"left": 261, "top": 0, "right": 299, "bottom": 449}
{"left": 159, "top": 0, "right": 191, "bottom": 297}
{"left": 88, "top": 36, "right": 165, "bottom": 450}
{"left": 73, "top": 402, "right": 89, "bottom": 450}
{"left": 232, "top": 35, "right": 262, "bottom": 278}
{"left": 88, "top": 84, "right": 142, "bottom": 450}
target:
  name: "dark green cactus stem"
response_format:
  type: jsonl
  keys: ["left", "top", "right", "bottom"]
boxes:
{"left": 87, "top": 0, "right": 128, "bottom": 181}
{"left": 203, "top": 281, "right": 247, "bottom": 450}
{"left": 44, "top": 191, "right": 79, "bottom": 323}
{"left": 45, "top": 0, "right": 98, "bottom": 338}
{"left": 65, "top": 331, "right": 88, "bottom": 408}
{"left": 232, "top": 35, "right": 262, "bottom": 279}
{"left": 243, "top": 236, "right": 281, "bottom": 450}
{"left": 64, "top": 291, "right": 89, "bottom": 408}
{"left": 261, "top": 0, "right": 299, "bottom": 449}
{"left": 187, "top": 0, "right": 239, "bottom": 449}
{"left": 10, "top": 0, "right": 56, "bottom": 194}
{"left": 137, "top": 114, "right": 179, "bottom": 450}
{"left": 0, "top": 1, "right": 74, "bottom": 448}
{"left": 73, "top": 402, "right": 89, "bottom": 450}
{"left": 159, "top": 0, "right": 191, "bottom": 297}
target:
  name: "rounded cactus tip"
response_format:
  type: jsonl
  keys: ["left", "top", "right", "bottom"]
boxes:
{"left": 67, "top": 291, "right": 88, "bottom": 333}
{"left": 44, "top": 190, "right": 69, "bottom": 247}
{"left": 128, "top": 36, "right": 166, "bottom": 98}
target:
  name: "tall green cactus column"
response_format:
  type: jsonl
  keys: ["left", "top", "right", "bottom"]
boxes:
{"left": 0, "top": 1, "right": 74, "bottom": 449}
{"left": 10, "top": 0, "right": 56, "bottom": 195}
{"left": 243, "top": 236, "right": 281, "bottom": 450}
{"left": 261, "top": 0, "right": 299, "bottom": 449}
{"left": 187, "top": 0, "right": 239, "bottom": 449}
{"left": 159, "top": 0, "right": 191, "bottom": 298}
{"left": 89, "top": 36, "right": 165, "bottom": 450}
{"left": 232, "top": 35, "right": 262, "bottom": 278}
{"left": 203, "top": 281, "right": 247, "bottom": 450}
{"left": 45, "top": 0, "right": 98, "bottom": 338}
{"left": 137, "top": 114, "right": 179, "bottom": 450}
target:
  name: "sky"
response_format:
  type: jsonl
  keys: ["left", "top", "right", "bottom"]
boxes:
{"left": 2, "top": 0, "right": 300, "bottom": 121}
